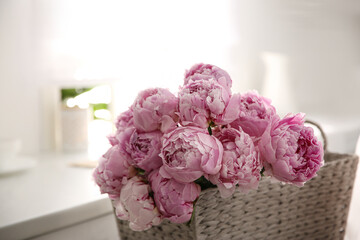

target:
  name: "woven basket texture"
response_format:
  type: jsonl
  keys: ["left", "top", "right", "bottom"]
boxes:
{"left": 115, "top": 152, "right": 359, "bottom": 240}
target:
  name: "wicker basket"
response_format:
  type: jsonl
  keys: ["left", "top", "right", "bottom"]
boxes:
{"left": 115, "top": 151, "right": 358, "bottom": 240}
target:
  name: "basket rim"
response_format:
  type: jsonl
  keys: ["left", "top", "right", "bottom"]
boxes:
{"left": 197, "top": 152, "right": 358, "bottom": 197}
{"left": 324, "top": 151, "right": 359, "bottom": 164}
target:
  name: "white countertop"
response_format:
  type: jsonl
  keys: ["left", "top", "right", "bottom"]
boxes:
{"left": 0, "top": 153, "right": 113, "bottom": 240}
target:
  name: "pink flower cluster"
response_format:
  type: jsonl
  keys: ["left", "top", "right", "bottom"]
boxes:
{"left": 93, "top": 63, "right": 324, "bottom": 231}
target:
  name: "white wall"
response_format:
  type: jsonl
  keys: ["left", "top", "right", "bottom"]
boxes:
{"left": 229, "top": 0, "right": 360, "bottom": 117}
{"left": 0, "top": 0, "right": 234, "bottom": 154}
{"left": 0, "top": 0, "right": 359, "bottom": 154}
{"left": 0, "top": 0, "right": 40, "bottom": 154}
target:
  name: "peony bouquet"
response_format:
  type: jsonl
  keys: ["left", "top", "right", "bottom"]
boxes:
{"left": 93, "top": 63, "right": 324, "bottom": 231}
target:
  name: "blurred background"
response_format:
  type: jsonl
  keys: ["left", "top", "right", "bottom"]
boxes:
{"left": 0, "top": 0, "right": 359, "bottom": 156}
{"left": 0, "top": 0, "right": 360, "bottom": 239}
{"left": 1, "top": 0, "right": 360, "bottom": 157}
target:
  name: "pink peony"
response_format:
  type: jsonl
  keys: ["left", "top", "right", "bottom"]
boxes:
{"left": 93, "top": 145, "right": 135, "bottom": 199}
{"left": 108, "top": 109, "right": 135, "bottom": 146}
{"left": 258, "top": 113, "right": 324, "bottom": 187}
{"left": 160, "top": 126, "right": 223, "bottom": 183}
{"left": 113, "top": 176, "right": 162, "bottom": 231}
{"left": 117, "top": 127, "right": 163, "bottom": 173}
{"left": 184, "top": 63, "right": 232, "bottom": 95}
{"left": 115, "top": 109, "right": 134, "bottom": 131}
{"left": 149, "top": 169, "right": 201, "bottom": 223}
{"left": 132, "top": 88, "right": 179, "bottom": 133}
{"left": 215, "top": 93, "right": 242, "bottom": 125}
{"left": 230, "top": 91, "right": 277, "bottom": 139}
{"left": 179, "top": 79, "right": 231, "bottom": 128}
{"left": 107, "top": 135, "right": 119, "bottom": 146}
{"left": 209, "top": 127, "right": 261, "bottom": 198}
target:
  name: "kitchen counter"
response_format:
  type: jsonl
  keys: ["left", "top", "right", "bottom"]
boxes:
{"left": 0, "top": 153, "right": 117, "bottom": 240}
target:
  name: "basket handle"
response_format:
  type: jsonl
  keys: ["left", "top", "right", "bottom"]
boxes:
{"left": 305, "top": 119, "right": 328, "bottom": 151}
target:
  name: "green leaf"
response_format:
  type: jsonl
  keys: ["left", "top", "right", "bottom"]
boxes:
{"left": 149, "top": 191, "right": 154, "bottom": 199}
{"left": 260, "top": 167, "right": 265, "bottom": 177}
{"left": 186, "top": 198, "right": 198, "bottom": 226}
{"left": 91, "top": 103, "right": 109, "bottom": 120}
{"left": 136, "top": 168, "right": 146, "bottom": 176}
{"left": 207, "top": 126, "right": 212, "bottom": 135}
{"left": 92, "top": 103, "right": 108, "bottom": 111}
{"left": 194, "top": 176, "right": 216, "bottom": 191}
{"left": 61, "top": 87, "right": 93, "bottom": 101}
